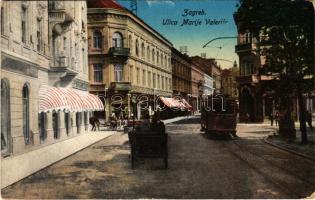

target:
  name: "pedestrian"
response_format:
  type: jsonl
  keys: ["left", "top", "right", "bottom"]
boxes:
{"left": 245, "top": 113, "right": 250, "bottom": 123}
{"left": 110, "top": 112, "right": 117, "bottom": 130}
{"left": 306, "top": 111, "right": 313, "bottom": 129}
{"left": 275, "top": 111, "right": 279, "bottom": 126}
{"left": 95, "top": 117, "right": 100, "bottom": 131}
{"left": 89, "top": 116, "right": 99, "bottom": 131}
{"left": 269, "top": 112, "right": 274, "bottom": 126}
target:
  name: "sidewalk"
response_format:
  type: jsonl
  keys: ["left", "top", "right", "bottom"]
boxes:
{"left": 1, "top": 131, "right": 115, "bottom": 188}
{"left": 264, "top": 122, "right": 315, "bottom": 160}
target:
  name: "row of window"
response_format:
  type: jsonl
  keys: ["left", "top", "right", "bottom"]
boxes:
{"left": 1, "top": 79, "right": 30, "bottom": 155}
{"left": 173, "top": 78, "right": 191, "bottom": 92}
{"left": 0, "top": 78, "right": 90, "bottom": 156}
{"left": 92, "top": 63, "right": 172, "bottom": 91}
{"left": 92, "top": 30, "right": 171, "bottom": 69}
{"left": 133, "top": 68, "right": 171, "bottom": 91}
{"left": 93, "top": 63, "right": 123, "bottom": 83}
{"left": 39, "top": 111, "right": 89, "bottom": 142}
{"left": 1, "top": 4, "right": 44, "bottom": 52}
{"left": 173, "top": 61, "right": 191, "bottom": 78}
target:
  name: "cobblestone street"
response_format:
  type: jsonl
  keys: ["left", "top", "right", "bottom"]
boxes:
{"left": 2, "top": 118, "right": 315, "bottom": 199}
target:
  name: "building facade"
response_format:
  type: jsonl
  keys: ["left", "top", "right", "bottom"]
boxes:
{"left": 190, "top": 60, "right": 204, "bottom": 113}
{"left": 1, "top": 0, "right": 102, "bottom": 188}
{"left": 191, "top": 56, "right": 221, "bottom": 93}
{"left": 171, "top": 47, "right": 191, "bottom": 98}
{"left": 1, "top": 0, "right": 50, "bottom": 156}
{"left": 87, "top": 0, "right": 173, "bottom": 120}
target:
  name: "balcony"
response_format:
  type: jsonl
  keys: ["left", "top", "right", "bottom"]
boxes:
{"left": 49, "top": 10, "right": 74, "bottom": 36}
{"left": 109, "top": 82, "right": 132, "bottom": 91}
{"left": 49, "top": 56, "right": 79, "bottom": 87}
{"left": 108, "top": 47, "right": 130, "bottom": 57}
{"left": 236, "top": 74, "right": 259, "bottom": 85}
{"left": 235, "top": 43, "right": 252, "bottom": 53}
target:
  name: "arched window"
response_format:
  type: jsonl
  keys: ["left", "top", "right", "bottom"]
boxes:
{"left": 93, "top": 30, "right": 102, "bottom": 49}
{"left": 84, "top": 112, "right": 88, "bottom": 131}
{"left": 147, "top": 46, "right": 150, "bottom": 61}
{"left": 76, "top": 112, "right": 82, "bottom": 134}
{"left": 39, "top": 112, "right": 47, "bottom": 142}
{"left": 112, "top": 32, "right": 123, "bottom": 48}
{"left": 1, "top": 79, "right": 10, "bottom": 154}
{"left": 141, "top": 42, "right": 145, "bottom": 58}
{"left": 65, "top": 112, "right": 70, "bottom": 135}
{"left": 1, "top": 6, "right": 5, "bottom": 35}
{"left": 22, "top": 83, "right": 30, "bottom": 144}
{"left": 52, "top": 111, "right": 59, "bottom": 139}
{"left": 135, "top": 39, "right": 139, "bottom": 57}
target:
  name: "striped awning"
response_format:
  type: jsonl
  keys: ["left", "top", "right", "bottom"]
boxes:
{"left": 182, "top": 99, "right": 192, "bottom": 109}
{"left": 39, "top": 85, "right": 104, "bottom": 113}
{"left": 159, "top": 97, "right": 187, "bottom": 110}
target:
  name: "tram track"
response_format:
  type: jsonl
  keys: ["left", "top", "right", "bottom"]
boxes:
{"left": 220, "top": 138, "right": 315, "bottom": 198}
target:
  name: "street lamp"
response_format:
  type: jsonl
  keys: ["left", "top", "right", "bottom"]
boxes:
{"left": 104, "top": 87, "right": 108, "bottom": 121}
{"left": 127, "top": 93, "right": 131, "bottom": 119}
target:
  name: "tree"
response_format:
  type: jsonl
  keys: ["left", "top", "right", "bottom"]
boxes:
{"left": 235, "top": 0, "right": 314, "bottom": 143}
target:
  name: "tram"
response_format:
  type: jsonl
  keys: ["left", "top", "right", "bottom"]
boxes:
{"left": 200, "top": 95, "right": 238, "bottom": 137}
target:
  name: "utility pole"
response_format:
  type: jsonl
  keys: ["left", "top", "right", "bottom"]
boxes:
{"left": 130, "top": 0, "right": 137, "bottom": 15}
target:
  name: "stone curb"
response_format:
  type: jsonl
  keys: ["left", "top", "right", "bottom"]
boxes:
{"left": 263, "top": 137, "right": 315, "bottom": 162}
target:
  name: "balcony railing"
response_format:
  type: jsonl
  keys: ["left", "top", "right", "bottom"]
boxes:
{"left": 108, "top": 47, "right": 130, "bottom": 57}
{"left": 235, "top": 43, "right": 252, "bottom": 52}
{"left": 109, "top": 82, "right": 132, "bottom": 91}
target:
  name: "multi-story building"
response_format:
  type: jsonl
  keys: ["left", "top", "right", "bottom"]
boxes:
{"left": 1, "top": 1, "right": 50, "bottom": 157}
{"left": 190, "top": 59, "right": 204, "bottom": 113}
{"left": 87, "top": 0, "right": 173, "bottom": 120}
{"left": 221, "top": 61, "right": 239, "bottom": 98}
{"left": 171, "top": 47, "right": 191, "bottom": 98}
{"left": 191, "top": 56, "right": 221, "bottom": 93}
{"left": 1, "top": 0, "right": 103, "bottom": 188}
{"left": 233, "top": 27, "right": 269, "bottom": 122}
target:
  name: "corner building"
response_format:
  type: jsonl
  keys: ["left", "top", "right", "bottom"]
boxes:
{"left": 87, "top": 0, "right": 173, "bottom": 120}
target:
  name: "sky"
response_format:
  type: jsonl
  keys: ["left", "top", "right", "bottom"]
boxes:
{"left": 117, "top": 0, "right": 240, "bottom": 69}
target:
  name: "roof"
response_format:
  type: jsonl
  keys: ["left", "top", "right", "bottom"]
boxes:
{"left": 87, "top": 0, "right": 125, "bottom": 10}
{"left": 87, "top": 0, "right": 173, "bottom": 47}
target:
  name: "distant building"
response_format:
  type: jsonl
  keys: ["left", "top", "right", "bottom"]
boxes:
{"left": 171, "top": 47, "right": 191, "bottom": 98}
{"left": 190, "top": 60, "right": 204, "bottom": 113}
{"left": 190, "top": 56, "right": 221, "bottom": 93}
{"left": 221, "top": 61, "right": 239, "bottom": 98}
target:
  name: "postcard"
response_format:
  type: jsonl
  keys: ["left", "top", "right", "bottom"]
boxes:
{"left": 1, "top": 0, "right": 314, "bottom": 199}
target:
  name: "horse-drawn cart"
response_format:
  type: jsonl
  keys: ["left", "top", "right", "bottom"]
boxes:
{"left": 127, "top": 120, "right": 168, "bottom": 169}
